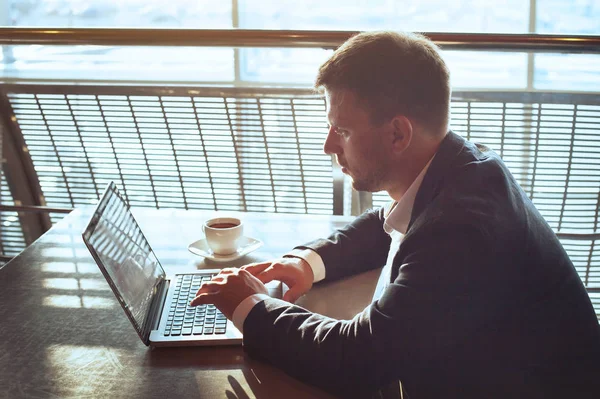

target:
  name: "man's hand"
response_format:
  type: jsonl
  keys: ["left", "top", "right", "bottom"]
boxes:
{"left": 241, "top": 257, "right": 314, "bottom": 303}
{"left": 189, "top": 268, "right": 268, "bottom": 319}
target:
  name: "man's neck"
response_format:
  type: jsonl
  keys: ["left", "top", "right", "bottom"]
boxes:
{"left": 387, "top": 134, "right": 443, "bottom": 201}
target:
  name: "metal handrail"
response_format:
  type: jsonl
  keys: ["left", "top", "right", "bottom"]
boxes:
{"left": 0, "top": 205, "right": 73, "bottom": 214}
{"left": 0, "top": 28, "right": 598, "bottom": 53}
{"left": 3, "top": 84, "right": 600, "bottom": 106}
{"left": 557, "top": 233, "right": 600, "bottom": 241}
{"left": 0, "top": 83, "right": 320, "bottom": 97}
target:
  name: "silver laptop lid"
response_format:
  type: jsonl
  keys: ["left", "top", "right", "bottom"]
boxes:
{"left": 82, "top": 182, "right": 166, "bottom": 341}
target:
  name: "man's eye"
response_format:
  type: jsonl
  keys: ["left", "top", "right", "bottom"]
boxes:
{"left": 327, "top": 124, "right": 349, "bottom": 138}
{"left": 336, "top": 129, "right": 349, "bottom": 138}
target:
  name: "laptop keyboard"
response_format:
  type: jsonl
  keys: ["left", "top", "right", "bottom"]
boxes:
{"left": 164, "top": 274, "right": 228, "bottom": 336}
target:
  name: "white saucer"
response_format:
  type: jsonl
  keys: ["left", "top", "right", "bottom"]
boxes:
{"left": 187, "top": 236, "right": 263, "bottom": 263}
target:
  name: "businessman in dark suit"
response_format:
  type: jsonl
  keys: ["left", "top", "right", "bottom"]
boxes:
{"left": 191, "top": 31, "right": 600, "bottom": 398}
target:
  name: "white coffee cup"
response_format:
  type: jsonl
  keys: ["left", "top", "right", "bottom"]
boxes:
{"left": 203, "top": 217, "right": 243, "bottom": 256}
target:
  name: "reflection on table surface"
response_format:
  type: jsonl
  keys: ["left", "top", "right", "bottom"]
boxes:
{"left": 0, "top": 207, "right": 380, "bottom": 398}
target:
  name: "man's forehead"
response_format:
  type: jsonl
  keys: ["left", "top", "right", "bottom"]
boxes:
{"left": 325, "top": 89, "right": 375, "bottom": 128}
{"left": 325, "top": 88, "right": 354, "bottom": 108}
{"left": 324, "top": 89, "right": 358, "bottom": 123}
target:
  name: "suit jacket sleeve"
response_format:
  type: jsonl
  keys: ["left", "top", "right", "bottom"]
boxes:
{"left": 294, "top": 206, "right": 391, "bottom": 282}
{"left": 242, "top": 205, "right": 494, "bottom": 398}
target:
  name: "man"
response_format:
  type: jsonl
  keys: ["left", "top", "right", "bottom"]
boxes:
{"left": 191, "top": 31, "right": 600, "bottom": 398}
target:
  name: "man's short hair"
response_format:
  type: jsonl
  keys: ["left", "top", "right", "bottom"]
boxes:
{"left": 315, "top": 31, "right": 451, "bottom": 133}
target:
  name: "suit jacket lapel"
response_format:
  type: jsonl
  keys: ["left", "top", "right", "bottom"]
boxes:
{"left": 388, "top": 131, "right": 467, "bottom": 282}
{"left": 407, "top": 131, "right": 467, "bottom": 232}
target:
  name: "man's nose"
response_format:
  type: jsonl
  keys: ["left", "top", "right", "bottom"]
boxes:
{"left": 323, "top": 127, "right": 340, "bottom": 155}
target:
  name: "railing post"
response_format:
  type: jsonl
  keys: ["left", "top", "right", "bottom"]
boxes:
{"left": 0, "top": 92, "right": 51, "bottom": 245}
{"left": 332, "top": 155, "right": 344, "bottom": 215}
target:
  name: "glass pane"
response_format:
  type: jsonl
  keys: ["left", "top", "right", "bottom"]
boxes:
{"left": 0, "top": 46, "right": 234, "bottom": 81}
{"left": 534, "top": 53, "right": 600, "bottom": 91}
{"left": 239, "top": 48, "right": 529, "bottom": 88}
{"left": 7, "top": 0, "right": 232, "bottom": 28}
{"left": 238, "top": 0, "right": 529, "bottom": 32}
{"left": 3, "top": 0, "right": 234, "bottom": 81}
{"left": 239, "top": 48, "right": 332, "bottom": 84}
{"left": 443, "top": 51, "right": 528, "bottom": 89}
{"left": 535, "top": 0, "right": 600, "bottom": 91}
{"left": 237, "top": 1, "right": 529, "bottom": 86}
{"left": 536, "top": 0, "right": 600, "bottom": 34}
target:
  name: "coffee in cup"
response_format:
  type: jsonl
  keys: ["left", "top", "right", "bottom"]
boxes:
{"left": 203, "top": 217, "right": 243, "bottom": 256}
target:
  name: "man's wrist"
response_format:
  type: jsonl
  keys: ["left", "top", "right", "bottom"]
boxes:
{"left": 231, "top": 293, "right": 270, "bottom": 333}
{"left": 284, "top": 248, "right": 326, "bottom": 282}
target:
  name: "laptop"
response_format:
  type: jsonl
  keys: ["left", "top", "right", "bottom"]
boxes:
{"left": 82, "top": 181, "right": 261, "bottom": 347}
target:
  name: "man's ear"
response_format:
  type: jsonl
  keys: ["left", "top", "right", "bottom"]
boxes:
{"left": 390, "top": 116, "right": 413, "bottom": 153}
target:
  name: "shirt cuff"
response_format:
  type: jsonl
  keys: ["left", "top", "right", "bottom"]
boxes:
{"left": 232, "top": 293, "right": 270, "bottom": 333}
{"left": 284, "top": 248, "right": 326, "bottom": 283}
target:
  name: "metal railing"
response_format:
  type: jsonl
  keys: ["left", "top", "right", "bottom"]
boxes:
{"left": 0, "top": 29, "right": 599, "bottom": 282}
{"left": 0, "top": 28, "right": 598, "bottom": 53}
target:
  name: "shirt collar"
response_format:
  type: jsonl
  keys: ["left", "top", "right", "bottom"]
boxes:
{"left": 383, "top": 156, "right": 435, "bottom": 234}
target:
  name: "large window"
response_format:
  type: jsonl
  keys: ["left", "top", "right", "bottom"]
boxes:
{"left": 1, "top": 0, "right": 599, "bottom": 90}
{"left": 1, "top": 2, "right": 598, "bottom": 291}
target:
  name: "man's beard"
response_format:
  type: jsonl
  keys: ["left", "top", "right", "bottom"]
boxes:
{"left": 349, "top": 167, "right": 387, "bottom": 193}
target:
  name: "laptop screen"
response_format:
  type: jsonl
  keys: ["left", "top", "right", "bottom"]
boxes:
{"left": 83, "top": 183, "right": 166, "bottom": 334}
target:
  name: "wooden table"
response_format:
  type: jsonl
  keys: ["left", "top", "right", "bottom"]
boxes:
{"left": 0, "top": 208, "right": 380, "bottom": 399}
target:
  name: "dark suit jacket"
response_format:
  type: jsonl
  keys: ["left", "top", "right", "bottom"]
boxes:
{"left": 243, "top": 131, "right": 600, "bottom": 398}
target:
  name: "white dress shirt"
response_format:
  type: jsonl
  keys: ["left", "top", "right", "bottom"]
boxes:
{"left": 232, "top": 159, "right": 434, "bottom": 332}
{"left": 371, "top": 160, "right": 432, "bottom": 300}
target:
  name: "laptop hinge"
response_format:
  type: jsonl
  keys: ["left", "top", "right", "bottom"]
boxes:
{"left": 142, "top": 277, "right": 169, "bottom": 345}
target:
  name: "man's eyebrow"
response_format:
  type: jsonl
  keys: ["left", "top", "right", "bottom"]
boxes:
{"left": 329, "top": 118, "right": 348, "bottom": 129}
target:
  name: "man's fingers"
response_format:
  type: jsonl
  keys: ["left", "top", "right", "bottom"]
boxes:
{"left": 240, "top": 262, "right": 271, "bottom": 276}
{"left": 194, "top": 280, "right": 223, "bottom": 297}
{"left": 241, "top": 262, "right": 283, "bottom": 284}
{"left": 253, "top": 267, "right": 281, "bottom": 284}
{"left": 191, "top": 279, "right": 226, "bottom": 305}
{"left": 254, "top": 266, "right": 304, "bottom": 289}
{"left": 218, "top": 268, "right": 236, "bottom": 275}
{"left": 282, "top": 287, "right": 304, "bottom": 303}
{"left": 190, "top": 292, "right": 218, "bottom": 307}
{"left": 238, "top": 268, "right": 254, "bottom": 279}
